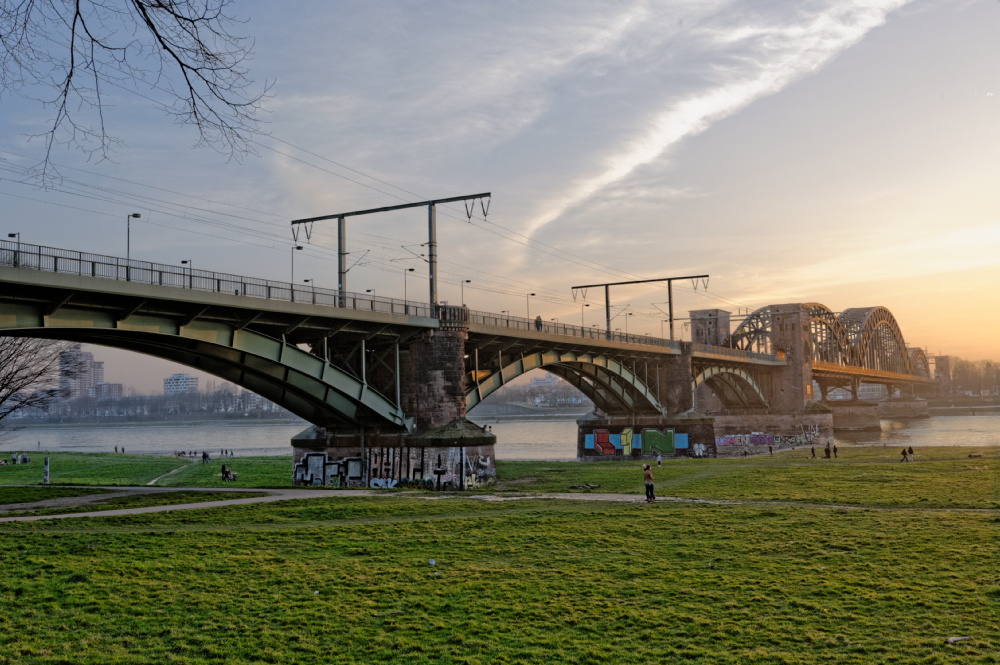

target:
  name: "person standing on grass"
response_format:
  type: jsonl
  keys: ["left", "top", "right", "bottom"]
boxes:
{"left": 657, "top": 453, "right": 662, "bottom": 468}
{"left": 811, "top": 445, "right": 816, "bottom": 458}
{"left": 115, "top": 446, "right": 118, "bottom": 453}
{"left": 768, "top": 444, "right": 773, "bottom": 456}
{"left": 908, "top": 446, "right": 914, "bottom": 462}
{"left": 643, "top": 464, "right": 655, "bottom": 503}
{"left": 833, "top": 444, "right": 838, "bottom": 459}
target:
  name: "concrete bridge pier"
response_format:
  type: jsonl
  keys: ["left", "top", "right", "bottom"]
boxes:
{"left": 292, "top": 306, "right": 497, "bottom": 489}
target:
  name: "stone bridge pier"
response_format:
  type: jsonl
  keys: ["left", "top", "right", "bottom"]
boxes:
{"left": 292, "top": 308, "right": 497, "bottom": 489}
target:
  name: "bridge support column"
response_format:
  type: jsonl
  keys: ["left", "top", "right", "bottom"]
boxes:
{"left": 655, "top": 342, "right": 694, "bottom": 415}
{"left": 292, "top": 306, "right": 497, "bottom": 490}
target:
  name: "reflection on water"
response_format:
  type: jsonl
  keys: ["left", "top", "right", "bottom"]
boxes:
{"left": 2, "top": 416, "right": 997, "bottom": 460}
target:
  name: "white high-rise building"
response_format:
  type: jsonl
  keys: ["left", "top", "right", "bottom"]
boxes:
{"left": 163, "top": 373, "right": 199, "bottom": 395}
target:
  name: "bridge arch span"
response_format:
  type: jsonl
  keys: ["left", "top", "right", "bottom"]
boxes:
{"left": 0, "top": 325, "right": 409, "bottom": 430}
{"left": 839, "top": 307, "right": 912, "bottom": 375}
{"left": 692, "top": 366, "right": 769, "bottom": 409}
{"left": 465, "top": 351, "right": 663, "bottom": 416}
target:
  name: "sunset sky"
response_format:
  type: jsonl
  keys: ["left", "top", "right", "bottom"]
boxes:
{"left": 1, "top": 0, "right": 997, "bottom": 393}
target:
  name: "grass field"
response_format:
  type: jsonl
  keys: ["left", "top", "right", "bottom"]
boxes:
{"left": 498, "top": 446, "right": 1000, "bottom": 509}
{"left": 0, "top": 494, "right": 996, "bottom": 664}
{"left": 2, "top": 447, "right": 998, "bottom": 511}
{"left": 0, "top": 491, "right": 269, "bottom": 518}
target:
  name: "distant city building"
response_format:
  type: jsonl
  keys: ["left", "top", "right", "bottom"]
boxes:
{"left": 59, "top": 344, "right": 104, "bottom": 398}
{"left": 530, "top": 372, "right": 559, "bottom": 388}
{"left": 90, "top": 382, "right": 123, "bottom": 399}
{"left": 163, "top": 373, "right": 199, "bottom": 395}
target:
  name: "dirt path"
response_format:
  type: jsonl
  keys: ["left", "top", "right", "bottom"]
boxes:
{"left": 0, "top": 484, "right": 996, "bottom": 523}
{"left": 146, "top": 459, "right": 194, "bottom": 486}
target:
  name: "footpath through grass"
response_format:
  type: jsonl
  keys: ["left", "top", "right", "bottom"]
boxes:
{"left": 498, "top": 446, "right": 1000, "bottom": 509}
{"left": 0, "top": 495, "right": 997, "bottom": 664}
{"left": 0, "top": 491, "right": 269, "bottom": 518}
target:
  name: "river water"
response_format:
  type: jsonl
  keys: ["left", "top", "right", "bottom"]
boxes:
{"left": 1, "top": 417, "right": 997, "bottom": 460}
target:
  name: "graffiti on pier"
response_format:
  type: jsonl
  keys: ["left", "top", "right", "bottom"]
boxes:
{"left": 295, "top": 445, "right": 496, "bottom": 490}
{"left": 715, "top": 431, "right": 817, "bottom": 446}
{"left": 583, "top": 427, "right": 711, "bottom": 458}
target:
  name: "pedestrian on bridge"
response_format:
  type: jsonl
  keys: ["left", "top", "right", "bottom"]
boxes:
{"left": 534, "top": 316, "right": 543, "bottom": 331}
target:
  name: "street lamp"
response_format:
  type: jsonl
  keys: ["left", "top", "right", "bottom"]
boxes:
{"left": 461, "top": 280, "right": 471, "bottom": 306}
{"left": 7, "top": 233, "right": 19, "bottom": 268}
{"left": 181, "top": 260, "right": 192, "bottom": 289}
{"left": 291, "top": 245, "right": 303, "bottom": 301}
{"left": 626, "top": 312, "right": 633, "bottom": 336}
{"left": 661, "top": 319, "right": 669, "bottom": 339}
{"left": 303, "top": 279, "right": 315, "bottom": 305}
{"left": 126, "top": 213, "right": 141, "bottom": 261}
{"left": 581, "top": 303, "right": 590, "bottom": 328}
{"left": 403, "top": 268, "right": 415, "bottom": 301}
{"left": 526, "top": 293, "right": 536, "bottom": 319}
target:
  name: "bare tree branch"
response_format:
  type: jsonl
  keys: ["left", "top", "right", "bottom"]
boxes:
{"left": 0, "top": 336, "right": 83, "bottom": 440}
{"left": 0, "top": 0, "right": 270, "bottom": 175}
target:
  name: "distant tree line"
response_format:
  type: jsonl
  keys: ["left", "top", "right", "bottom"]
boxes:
{"left": 947, "top": 358, "right": 999, "bottom": 396}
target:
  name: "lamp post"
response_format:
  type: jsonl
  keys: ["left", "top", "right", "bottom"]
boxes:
{"left": 303, "top": 279, "right": 314, "bottom": 304}
{"left": 461, "top": 280, "right": 471, "bottom": 306}
{"left": 662, "top": 319, "right": 669, "bottom": 339}
{"left": 581, "top": 303, "right": 590, "bottom": 328}
{"left": 626, "top": 312, "right": 633, "bottom": 336}
{"left": 526, "top": 293, "right": 536, "bottom": 319}
{"left": 291, "top": 245, "right": 303, "bottom": 301}
{"left": 126, "top": 213, "right": 141, "bottom": 261}
{"left": 181, "top": 260, "right": 192, "bottom": 289}
{"left": 7, "top": 233, "right": 19, "bottom": 268}
{"left": 403, "top": 268, "right": 415, "bottom": 314}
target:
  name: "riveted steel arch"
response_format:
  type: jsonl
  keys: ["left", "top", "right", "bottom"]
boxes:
{"left": 730, "top": 307, "right": 772, "bottom": 354}
{"left": 839, "top": 307, "right": 911, "bottom": 374}
{"left": 908, "top": 347, "right": 930, "bottom": 379}
{"left": 692, "top": 365, "right": 769, "bottom": 409}
{"left": 0, "top": 325, "right": 410, "bottom": 430}
{"left": 465, "top": 351, "right": 663, "bottom": 415}
{"left": 803, "top": 303, "right": 855, "bottom": 366}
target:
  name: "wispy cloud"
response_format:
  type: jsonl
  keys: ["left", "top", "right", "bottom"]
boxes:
{"left": 523, "top": 0, "right": 912, "bottom": 238}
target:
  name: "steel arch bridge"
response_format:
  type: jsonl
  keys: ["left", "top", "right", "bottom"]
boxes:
{"left": 728, "top": 302, "right": 930, "bottom": 399}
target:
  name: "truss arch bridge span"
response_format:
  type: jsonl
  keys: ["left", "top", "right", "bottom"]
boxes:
{"left": 464, "top": 349, "right": 664, "bottom": 416}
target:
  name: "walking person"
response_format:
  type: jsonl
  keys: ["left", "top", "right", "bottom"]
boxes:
{"left": 114, "top": 446, "right": 118, "bottom": 453}
{"left": 908, "top": 446, "right": 914, "bottom": 462}
{"left": 657, "top": 453, "right": 662, "bottom": 468}
{"left": 833, "top": 444, "right": 838, "bottom": 459}
{"left": 768, "top": 444, "right": 773, "bottom": 456}
{"left": 643, "top": 464, "right": 655, "bottom": 503}
{"left": 900, "top": 448, "right": 909, "bottom": 463}
{"left": 534, "top": 315, "right": 543, "bottom": 332}
{"left": 811, "top": 445, "right": 816, "bottom": 458}
{"left": 824, "top": 442, "right": 831, "bottom": 459}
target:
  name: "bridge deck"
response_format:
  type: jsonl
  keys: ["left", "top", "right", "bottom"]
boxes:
{"left": 0, "top": 240, "right": 783, "bottom": 365}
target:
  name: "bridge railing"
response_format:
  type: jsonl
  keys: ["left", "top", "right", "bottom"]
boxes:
{"left": 467, "top": 309, "right": 683, "bottom": 350}
{"left": 690, "top": 342, "right": 780, "bottom": 363}
{"left": 0, "top": 240, "right": 435, "bottom": 318}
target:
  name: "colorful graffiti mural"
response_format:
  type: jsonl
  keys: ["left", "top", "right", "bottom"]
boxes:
{"left": 583, "top": 428, "right": 709, "bottom": 458}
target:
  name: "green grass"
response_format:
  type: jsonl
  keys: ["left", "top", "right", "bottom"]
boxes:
{"left": 0, "top": 490, "right": 269, "bottom": 518}
{"left": 158, "top": 456, "right": 294, "bottom": 488}
{"left": 0, "top": 496, "right": 996, "bottom": 663}
{"left": 0, "top": 486, "right": 114, "bottom": 505}
{"left": 497, "top": 446, "right": 1000, "bottom": 509}
{"left": 0, "top": 452, "right": 189, "bottom": 486}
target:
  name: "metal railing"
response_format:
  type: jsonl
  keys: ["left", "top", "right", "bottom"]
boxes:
{"left": 690, "top": 342, "right": 779, "bottom": 363}
{"left": 0, "top": 240, "right": 783, "bottom": 363}
{"left": 468, "top": 309, "right": 683, "bottom": 350}
{"left": 0, "top": 240, "right": 435, "bottom": 318}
